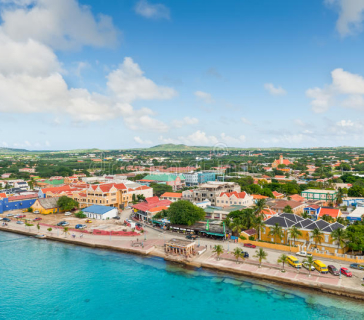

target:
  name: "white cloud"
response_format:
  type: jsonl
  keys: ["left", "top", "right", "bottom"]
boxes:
{"left": 134, "top": 136, "right": 153, "bottom": 145}
{"left": 194, "top": 91, "right": 214, "bottom": 103}
{"left": 0, "top": 0, "right": 119, "bottom": 50}
{"left": 325, "top": 0, "right": 364, "bottom": 37}
{"left": 241, "top": 117, "right": 251, "bottom": 125}
{"left": 172, "top": 117, "right": 199, "bottom": 128}
{"left": 107, "top": 57, "right": 177, "bottom": 103}
{"left": 159, "top": 131, "right": 246, "bottom": 146}
{"left": 264, "top": 83, "right": 287, "bottom": 96}
{"left": 134, "top": 0, "right": 170, "bottom": 20}
{"left": 307, "top": 68, "right": 364, "bottom": 113}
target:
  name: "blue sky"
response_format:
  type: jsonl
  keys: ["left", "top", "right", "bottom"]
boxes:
{"left": 1, "top": 0, "right": 364, "bottom": 150}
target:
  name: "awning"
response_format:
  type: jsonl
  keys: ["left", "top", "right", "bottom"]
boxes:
{"left": 201, "top": 231, "right": 225, "bottom": 237}
{"left": 152, "top": 220, "right": 164, "bottom": 225}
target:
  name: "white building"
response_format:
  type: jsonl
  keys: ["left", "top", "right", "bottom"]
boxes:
{"left": 83, "top": 205, "right": 118, "bottom": 220}
{"left": 216, "top": 191, "right": 254, "bottom": 207}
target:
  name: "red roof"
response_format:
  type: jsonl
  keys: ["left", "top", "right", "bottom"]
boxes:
{"left": 272, "top": 191, "right": 284, "bottom": 197}
{"left": 149, "top": 206, "right": 169, "bottom": 213}
{"left": 42, "top": 185, "right": 73, "bottom": 194}
{"left": 0, "top": 192, "right": 6, "bottom": 198}
{"left": 89, "top": 183, "right": 127, "bottom": 192}
{"left": 161, "top": 192, "right": 182, "bottom": 198}
{"left": 318, "top": 207, "right": 341, "bottom": 218}
{"left": 132, "top": 197, "right": 172, "bottom": 212}
{"left": 252, "top": 194, "right": 268, "bottom": 199}
{"left": 8, "top": 193, "right": 38, "bottom": 201}
{"left": 290, "top": 194, "right": 305, "bottom": 202}
{"left": 219, "top": 191, "right": 247, "bottom": 199}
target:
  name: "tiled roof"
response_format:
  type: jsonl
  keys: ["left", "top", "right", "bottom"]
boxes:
{"left": 272, "top": 191, "right": 284, "bottom": 197}
{"left": 161, "top": 192, "right": 183, "bottom": 198}
{"left": 304, "top": 219, "right": 330, "bottom": 230}
{"left": 219, "top": 191, "right": 247, "bottom": 199}
{"left": 132, "top": 197, "right": 172, "bottom": 213}
{"left": 264, "top": 215, "right": 297, "bottom": 228}
{"left": 252, "top": 194, "right": 269, "bottom": 199}
{"left": 279, "top": 213, "right": 304, "bottom": 222}
{"left": 42, "top": 185, "right": 73, "bottom": 194}
{"left": 322, "top": 222, "right": 344, "bottom": 232}
{"left": 8, "top": 193, "right": 38, "bottom": 201}
{"left": 318, "top": 207, "right": 341, "bottom": 218}
{"left": 0, "top": 192, "right": 6, "bottom": 198}
{"left": 36, "top": 197, "right": 60, "bottom": 209}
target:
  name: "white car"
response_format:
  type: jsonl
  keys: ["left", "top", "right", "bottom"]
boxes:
{"left": 302, "top": 262, "right": 315, "bottom": 271}
{"left": 65, "top": 212, "right": 72, "bottom": 216}
{"left": 296, "top": 251, "right": 312, "bottom": 257}
{"left": 34, "top": 210, "right": 40, "bottom": 214}
{"left": 6, "top": 213, "right": 13, "bottom": 217}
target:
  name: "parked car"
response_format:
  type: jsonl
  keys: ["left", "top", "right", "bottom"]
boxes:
{"left": 65, "top": 212, "right": 72, "bottom": 216}
{"left": 18, "top": 215, "right": 26, "bottom": 218}
{"left": 2, "top": 218, "right": 11, "bottom": 222}
{"left": 296, "top": 251, "right": 313, "bottom": 257}
{"left": 350, "top": 263, "right": 364, "bottom": 270}
{"left": 75, "top": 224, "right": 87, "bottom": 229}
{"left": 113, "top": 216, "right": 120, "bottom": 220}
{"left": 57, "top": 221, "right": 66, "bottom": 226}
{"left": 33, "top": 217, "right": 42, "bottom": 221}
{"left": 340, "top": 267, "right": 353, "bottom": 277}
{"left": 86, "top": 219, "right": 92, "bottom": 223}
{"left": 302, "top": 262, "right": 315, "bottom": 271}
{"left": 241, "top": 251, "right": 249, "bottom": 258}
{"left": 6, "top": 213, "right": 14, "bottom": 217}
{"left": 243, "top": 243, "right": 256, "bottom": 248}
{"left": 61, "top": 222, "right": 69, "bottom": 226}
{"left": 328, "top": 265, "right": 340, "bottom": 276}
{"left": 16, "top": 221, "right": 24, "bottom": 225}
{"left": 34, "top": 210, "right": 40, "bottom": 214}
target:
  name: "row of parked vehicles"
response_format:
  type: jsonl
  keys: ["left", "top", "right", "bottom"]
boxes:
{"left": 286, "top": 254, "right": 359, "bottom": 277}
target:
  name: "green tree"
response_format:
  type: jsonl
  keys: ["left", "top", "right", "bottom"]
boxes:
{"left": 47, "top": 227, "right": 52, "bottom": 234}
{"left": 75, "top": 211, "right": 86, "bottom": 218}
{"left": 254, "top": 248, "right": 268, "bottom": 268}
{"left": 150, "top": 183, "right": 173, "bottom": 196}
{"left": 253, "top": 216, "right": 265, "bottom": 241}
{"left": 331, "top": 228, "right": 347, "bottom": 251}
{"left": 269, "top": 223, "right": 284, "bottom": 244}
{"left": 233, "top": 247, "right": 242, "bottom": 264}
{"left": 57, "top": 196, "right": 79, "bottom": 212}
{"left": 283, "top": 205, "right": 293, "bottom": 213}
{"left": 288, "top": 226, "right": 302, "bottom": 246}
{"left": 213, "top": 245, "right": 224, "bottom": 260}
{"left": 277, "top": 253, "right": 288, "bottom": 271}
{"left": 303, "top": 256, "right": 315, "bottom": 277}
{"left": 28, "top": 177, "right": 36, "bottom": 190}
{"left": 167, "top": 200, "right": 205, "bottom": 226}
{"left": 36, "top": 223, "right": 40, "bottom": 233}
{"left": 63, "top": 226, "right": 69, "bottom": 238}
{"left": 321, "top": 214, "right": 334, "bottom": 223}
{"left": 253, "top": 199, "right": 266, "bottom": 217}
{"left": 311, "top": 228, "right": 324, "bottom": 248}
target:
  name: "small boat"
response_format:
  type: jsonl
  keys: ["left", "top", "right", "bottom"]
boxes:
{"left": 34, "top": 234, "right": 47, "bottom": 239}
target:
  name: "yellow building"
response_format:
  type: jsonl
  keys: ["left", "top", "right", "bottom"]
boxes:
{"left": 31, "top": 197, "right": 60, "bottom": 214}
{"left": 260, "top": 213, "right": 347, "bottom": 254}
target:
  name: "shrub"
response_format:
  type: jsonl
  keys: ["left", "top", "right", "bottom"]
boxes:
{"left": 27, "top": 207, "right": 33, "bottom": 212}
{"left": 75, "top": 211, "right": 86, "bottom": 218}
{"left": 239, "top": 235, "right": 247, "bottom": 240}
{"left": 249, "top": 235, "right": 255, "bottom": 241}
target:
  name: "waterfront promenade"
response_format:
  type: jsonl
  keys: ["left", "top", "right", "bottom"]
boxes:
{"left": 2, "top": 221, "right": 364, "bottom": 301}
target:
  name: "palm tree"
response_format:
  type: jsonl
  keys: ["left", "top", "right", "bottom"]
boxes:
{"left": 321, "top": 214, "right": 334, "bottom": 223}
{"left": 231, "top": 217, "right": 245, "bottom": 236}
{"left": 253, "top": 216, "right": 265, "bottom": 241}
{"left": 233, "top": 247, "right": 242, "bottom": 264}
{"left": 331, "top": 228, "right": 347, "bottom": 251}
{"left": 288, "top": 226, "right": 302, "bottom": 246}
{"left": 336, "top": 217, "right": 348, "bottom": 226}
{"left": 254, "top": 248, "right": 268, "bottom": 268}
{"left": 213, "top": 245, "right": 224, "bottom": 260}
{"left": 28, "top": 177, "right": 36, "bottom": 190}
{"left": 254, "top": 199, "right": 266, "bottom": 217}
{"left": 303, "top": 256, "right": 315, "bottom": 277}
{"left": 311, "top": 228, "right": 324, "bottom": 249}
{"left": 336, "top": 187, "right": 344, "bottom": 206}
{"left": 277, "top": 254, "right": 288, "bottom": 272}
{"left": 301, "top": 211, "right": 310, "bottom": 219}
{"left": 63, "top": 226, "right": 69, "bottom": 238}
{"left": 269, "top": 223, "right": 284, "bottom": 244}
{"left": 241, "top": 209, "right": 256, "bottom": 230}
{"left": 36, "top": 223, "right": 40, "bottom": 233}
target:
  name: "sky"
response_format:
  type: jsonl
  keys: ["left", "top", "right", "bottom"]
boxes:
{"left": 1, "top": 0, "right": 364, "bottom": 150}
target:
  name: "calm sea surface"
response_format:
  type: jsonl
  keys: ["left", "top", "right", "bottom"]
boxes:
{"left": 1, "top": 231, "right": 364, "bottom": 320}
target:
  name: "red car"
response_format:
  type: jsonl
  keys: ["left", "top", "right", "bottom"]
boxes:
{"left": 18, "top": 215, "right": 26, "bottom": 218}
{"left": 340, "top": 267, "right": 352, "bottom": 277}
{"left": 33, "top": 217, "right": 42, "bottom": 221}
{"left": 243, "top": 243, "right": 256, "bottom": 248}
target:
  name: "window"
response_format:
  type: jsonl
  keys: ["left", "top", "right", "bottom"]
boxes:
{"left": 324, "top": 235, "right": 329, "bottom": 243}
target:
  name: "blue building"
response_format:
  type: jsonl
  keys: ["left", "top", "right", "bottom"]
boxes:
{"left": 184, "top": 172, "right": 216, "bottom": 186}
{"left": 0, "top": 194, "right": 39, "bottom": 214}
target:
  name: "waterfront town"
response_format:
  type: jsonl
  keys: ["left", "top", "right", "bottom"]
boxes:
{"left": 2, "top": 148, "right": 364, "bottom": 299}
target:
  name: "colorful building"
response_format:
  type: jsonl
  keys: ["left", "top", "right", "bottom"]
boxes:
{"left": 271, "top": 155, "right": 292, "bottom": 168}
{"left": 31, "top": 197, "right": 60, "bottom": 214}
{"left": 0, "top": 193, "right": 39, "bottom": 214}
{"left": 261, "top": 213, "right": 346, "bottom": 254}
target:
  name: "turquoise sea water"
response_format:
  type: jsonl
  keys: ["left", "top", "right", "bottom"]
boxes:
{"left": 1, "top": 231, "right": 364, "bottom": 320}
